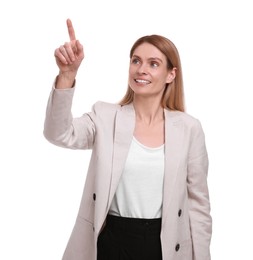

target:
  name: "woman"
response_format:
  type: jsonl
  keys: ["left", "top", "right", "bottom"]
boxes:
{"left": 44, "top": 19, "right": 212, "bottom": 260}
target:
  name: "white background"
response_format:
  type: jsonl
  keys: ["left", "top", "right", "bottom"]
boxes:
{"left": 0, "top": 0, "right": 252, "bottom": 259}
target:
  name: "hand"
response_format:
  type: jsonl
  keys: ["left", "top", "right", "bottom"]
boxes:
{"left": 54, "top": 19, "right": 84, "bottom": 78}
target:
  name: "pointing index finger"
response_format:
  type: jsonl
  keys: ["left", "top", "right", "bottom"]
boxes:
{"left": 67, "top": 18, "right": 76, "bottom": 41}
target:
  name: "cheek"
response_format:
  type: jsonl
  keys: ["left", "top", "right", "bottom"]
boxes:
{"left": 128, "top": 76, "right": 131, "bottom": 86}
{"left": 128, "top": 67, "right": 136, "bottom": 82}
{"left": 128, "top": 73, "right": 134, "bottom": 88}
{"left": 129, "top": 65, "right": 135, "bottom": 75}
{"left": 159, "top": 71, "right": 171, "bottom": 84}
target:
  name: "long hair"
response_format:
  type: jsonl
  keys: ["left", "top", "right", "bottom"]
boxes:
{"left": 119, "top": 35, "right": 185, "bottom": 112}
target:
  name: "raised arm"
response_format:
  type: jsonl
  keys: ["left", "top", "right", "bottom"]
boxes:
{"left": 54, "top": 19, "right": 84, "bottom": 89}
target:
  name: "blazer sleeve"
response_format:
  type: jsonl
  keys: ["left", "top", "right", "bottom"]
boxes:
{"left": 43, "top": 85, "right": 95, "bottom": 150}
{"left": 187, "top": 120, "right": 212, "bottom": 260}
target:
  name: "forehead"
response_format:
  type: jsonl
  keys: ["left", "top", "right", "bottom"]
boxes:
{"left": 132, "top": 42, "right": 166, "bottom": 61}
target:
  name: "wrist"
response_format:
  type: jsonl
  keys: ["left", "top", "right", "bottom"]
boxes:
{"left": 55, "top": 71, "right": 77, "bottom": 89}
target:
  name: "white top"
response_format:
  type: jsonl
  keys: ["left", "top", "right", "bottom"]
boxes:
{"left": 109, "top": 137, "right": 165, "bottom": 218}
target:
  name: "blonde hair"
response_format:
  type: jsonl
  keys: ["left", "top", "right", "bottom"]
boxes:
{"left": 119, "top": 35, "right": 185, "bottom": 112}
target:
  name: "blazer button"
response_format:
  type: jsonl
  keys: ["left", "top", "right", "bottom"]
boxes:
{"left": 175, "top": 243, "right": 180, "bottom": 252}
{"left": 178, "top": 209, "right": 182, "bottom": 217}
{"left": 93, "top": 193, "right": 96, "bottom": 201}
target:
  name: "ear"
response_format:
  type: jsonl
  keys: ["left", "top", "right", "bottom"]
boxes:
{"left": 166, "top": 67, "right": 177, "bottom": 84}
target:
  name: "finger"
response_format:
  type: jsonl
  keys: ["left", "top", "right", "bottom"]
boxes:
{"left": 59, "top": 45, "right": 72, "bottom": 64}
{"left": 76, "top": 40, "right": 84, "bottom": 59}
{"left": 66, "top": 18, "right": 76, "bottom": 41}
{"left": 54, "top": 48, "right": 68, "bottom": 65}
{"left": 64, "top": 42, "right": 76, "bottom": 62}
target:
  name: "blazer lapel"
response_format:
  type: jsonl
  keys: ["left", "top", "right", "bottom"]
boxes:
{"left": 106, "top": 103, "right": 135, "bottom": 211}
{"left": 162, "top": 110, "right": 184, "bottom": 223}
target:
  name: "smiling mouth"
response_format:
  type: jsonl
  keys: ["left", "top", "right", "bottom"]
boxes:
{"left": 134, "top": 79, "right": 151, "bottom": 85}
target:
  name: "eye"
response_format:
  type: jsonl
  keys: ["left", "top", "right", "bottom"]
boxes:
{"left": 131, "top": 58, "right": 140, "bottom": 64}
{"left": 150, "top": 61, "right": 159, "bottom": 68}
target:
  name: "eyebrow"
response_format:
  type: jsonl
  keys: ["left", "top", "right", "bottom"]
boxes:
{"left": 132, "top": 55, "right": 164, "bottom": 63}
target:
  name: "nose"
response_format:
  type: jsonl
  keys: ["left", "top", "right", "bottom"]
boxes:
{"left": 137, "top": 63, "right": 148, "bottom": 75}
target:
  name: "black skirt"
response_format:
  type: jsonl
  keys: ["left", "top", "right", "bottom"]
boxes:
{"left": 97, "top": 215, "right": 162, "bottom": 260}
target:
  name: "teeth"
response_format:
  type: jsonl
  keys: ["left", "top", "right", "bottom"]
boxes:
{"left": 135, "top": 79, "right": 150, "bottom": 84}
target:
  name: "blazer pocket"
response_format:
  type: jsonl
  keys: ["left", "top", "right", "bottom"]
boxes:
{"left": 63, "top": 216, "right": 95, "bottom": 260}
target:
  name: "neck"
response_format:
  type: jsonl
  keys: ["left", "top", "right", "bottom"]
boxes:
{"left": 133, "top": 96, "right": 164, "bottom": 125}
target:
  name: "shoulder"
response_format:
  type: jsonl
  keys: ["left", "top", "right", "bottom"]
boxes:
{"left": 92, "top": 101, "right": 121, "bottom": 113}
{"left": 91, "top": 101, "right": 134, "bottom": 114}
{"left": 89, "top": 101, "right": 125, "bottom": 121}
{"left": 166, "top": 110, "right": 200, "bottom": 124}
{"left": 165, "top": 110, "right": 204, "bottom": 132}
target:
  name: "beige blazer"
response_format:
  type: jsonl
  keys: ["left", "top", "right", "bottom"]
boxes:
{"left": 44, "top": 87, "right": 212, "bottom": 260}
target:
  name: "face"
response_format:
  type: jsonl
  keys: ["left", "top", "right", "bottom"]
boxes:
{"left": 128, "top": 42, "right": 175, "bottom": 99}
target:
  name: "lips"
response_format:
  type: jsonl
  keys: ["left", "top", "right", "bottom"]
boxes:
{"left": 134, "top": 79, "right": 151, "bottom": 85}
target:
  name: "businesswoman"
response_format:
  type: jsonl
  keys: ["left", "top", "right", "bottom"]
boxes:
{"left": 44, "top": 19, "right": 212, "bottom": 260}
